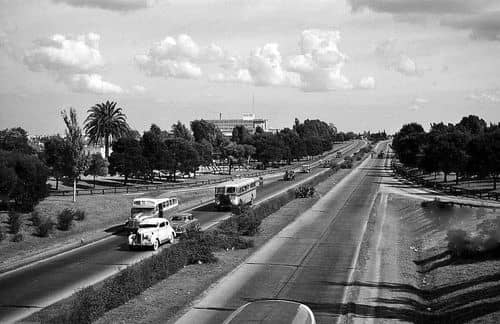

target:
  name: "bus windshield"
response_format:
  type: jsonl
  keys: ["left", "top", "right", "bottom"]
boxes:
{"left": 226, "top": 187, "right": 236, "bottom": 194}
{"left": 131, "top": 207, "right": 154, "bottom": 217}
{"left": 215, "top": 187, "right": 225, "bottom": 194}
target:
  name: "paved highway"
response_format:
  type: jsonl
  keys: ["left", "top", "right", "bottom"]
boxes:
{"left": 0, "top": 141, "right": 365, "bottom": 323}
{"left": 175, "top": 142, "right": 390, "bottom": 324}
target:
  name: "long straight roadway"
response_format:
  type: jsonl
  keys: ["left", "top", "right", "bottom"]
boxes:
{"left": 0, "top": 141, "right": 366, "bottom": 323}
{"left": 175, "top": 142, "right": 390, "bottom": 324}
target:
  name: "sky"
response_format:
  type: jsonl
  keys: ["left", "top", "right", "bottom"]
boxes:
{"left": 0, "top": 0, "right": 499, "bottom": 135}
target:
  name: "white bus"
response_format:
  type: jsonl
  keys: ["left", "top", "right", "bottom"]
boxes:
{"left": 126, "top": 197, "right": 179, "bottom": 230}
{"left": 215, "top": 178, "right": 258, "bottom": 210}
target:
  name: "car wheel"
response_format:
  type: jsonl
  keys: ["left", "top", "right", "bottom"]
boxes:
{"left": 195, "top": 223, "right": 201, "bottom": 231}
{"left": 153, "top": 239, "right": 159, "bottom": 251}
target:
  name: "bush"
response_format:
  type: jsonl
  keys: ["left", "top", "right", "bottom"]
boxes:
{"left": 11, "top": 233, "right": 23, "bottom": 242}
{"left": 295, "top": 185, "right": 315, "bottom": 198}
{"left": 57, "top": 209, "right": 74, "bottom": 230}
{"left": 37, "top": 217, "right": 54, "bottom": 237}
{"left": 68, "top": 286, "right": 106, "bottom": 324}
{"left": 31, "top": 210, "right": 41, "bottom": 227}
{"left": 0, "top": 227, "right": 6, "bottom": 242}
{"left": 73, "top": 210, "right": 86, "bottom": 221}
{"left": 236, "top": 210, "right": 262, "bottom": 236}
{"left": 340, "top": 161, "right": 353, "bottom": 169}
{"left": 8, "top": 210, "right": 22, "bottom": 234}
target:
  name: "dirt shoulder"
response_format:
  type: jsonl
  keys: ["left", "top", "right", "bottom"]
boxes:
{"left": 344, "top": 170, "right": 500, "bottom": 323}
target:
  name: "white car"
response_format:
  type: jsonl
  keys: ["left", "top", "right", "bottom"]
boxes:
{"left": 128, "top": 217, "right": 176, "bottom": 251}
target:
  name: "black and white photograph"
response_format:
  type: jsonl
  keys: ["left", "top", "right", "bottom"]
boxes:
{"left": 0, "top": 0, "right": 500, "bottom": 323}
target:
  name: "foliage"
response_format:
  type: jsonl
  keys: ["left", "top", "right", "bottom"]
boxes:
{"left": 61, "top": 108, "right": 88, "bottom": 180}
{"left": 0, "top": 127, "right": 34, "bottom": 154}
{"left": 11, "top": 233, "right": 23, "bottom": 242}
{"left": 295, "top": 185, "right": 315, "bottom": 198}
{"left": 231, "top": 125, "right": 252, "bottom": 144}
{"left": 392, "top": 122, "right": 426, "bottom": 167}
{"left": 84, "top": 101, "right": 129, "bottom": 158}
{"left": 84, "top": 153, "right": 108, "bottom": 187}
{"left": 171, "top": 121, "right": 193, "bottom": 142}
{"left": 0, "top": 150, "right": 50, "bottom": 211}
{"left": 108, "top": 137, "right": 147, "bottom": 185}
{"left": 164, "top": 137, "right": 200, "bottom": 178}
{"left": 36, "top": 216, "right": 54, "bottom": 237}
{"left": 0, "top": 227, "right": 5, "bottom": 242}
{"left": 8, "top": 210, "right": 22, "bottom": 234}
{"left": 73, "top": 209, "right": 86, "bottom": 221}
{"left": 41, "top": 135, "right": 68, "bottom": 190}
{"left": 57, "top": 208, "right": 74, "bottom": 230}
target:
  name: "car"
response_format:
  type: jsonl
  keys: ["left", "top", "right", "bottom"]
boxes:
{"left": 223, "top": 300, "right": 316, "bottom": 324}
{"left": 170, "top": 212, "right": 201, "bottom": 236}
{"left": 300, "top": 164, "right": 311, "bottom": 173}
{"left": 336, "top": 151, "right": 342, "bottom": 158}
{"left": 283, "top": 170, "right": 296, "bottom": 181}
{"left": 128, "top": 217, "right": 176, "bottom": 251}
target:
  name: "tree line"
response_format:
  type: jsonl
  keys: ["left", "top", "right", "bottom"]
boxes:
{"left": 1, "top": 101, "right": 340, "bottom": 210}
{"left": 392, "top": 115, "right": 500, "bottom": 189}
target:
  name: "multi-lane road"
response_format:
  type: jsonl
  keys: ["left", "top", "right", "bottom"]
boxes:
{"left": 176, "top": 141, "right": 390, "bottom": 324}
{"left": 0, "top": 141, "right": 365, "bottom": 323}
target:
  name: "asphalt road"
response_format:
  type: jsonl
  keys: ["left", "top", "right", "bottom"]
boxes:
{"left": 0, "top": 141, "right": 365, "bottom": 323}
{"left": 175, "top": 142, "right": 390, "bottom": 324}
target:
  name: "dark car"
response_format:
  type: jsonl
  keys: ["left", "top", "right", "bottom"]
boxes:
{"left": 283, "top": 170, "right": 296, "bottom": 181}
{"left": 170, "top": 213, "right": 200, "bottom": 236}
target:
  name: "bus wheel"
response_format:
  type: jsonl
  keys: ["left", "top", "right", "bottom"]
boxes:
{"left": 153, "top": 239, "right": 159, "bottom": 251}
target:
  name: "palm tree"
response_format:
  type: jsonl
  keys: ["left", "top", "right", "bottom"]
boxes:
{"left": 84, "top": 101, "right": 129, "bottom": 159}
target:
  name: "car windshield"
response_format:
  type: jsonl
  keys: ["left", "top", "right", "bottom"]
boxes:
{"left": 139, "top": 223, "right": 157, "bottom": 228}
{"left": 171, "top": 215, "right": 183, "bottom": 221}
{"left": 131, "top": 207, "right": 154, "bottom": 217}
{"left": 226, "top": 187, "right": 236, "bottom": 193}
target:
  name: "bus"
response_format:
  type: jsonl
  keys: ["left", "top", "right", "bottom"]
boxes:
{"left": 215, "top": 178, "right": 258, "bottom": 210}
{"left": 126, "top": 197, "right": 179, "bottom": 230}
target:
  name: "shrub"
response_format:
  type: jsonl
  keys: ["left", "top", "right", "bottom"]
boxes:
{"left": 295, "top": 185, "right": 315, "bottom": 198}
{"left": 37, "top": 217, "right": 54, "bottom": 237}
{"left": 68, "top": 286, "right": 106, "bottom": 324}
{"left": 236, "top": 209, "right": 262, "bottom": 236}
{"left": 11, "top": 233, "right": 23, "bottom": 242}
{"left": 31, "top": 210, "right": 41, "bottom": 227}
{"left": 0, "top": 227, "right": 6, "bottom": 242}
{"left": 57, "top": 209, "right": 74, "bottom": 230}
{"left": 73, "top": 210, "right": 86, "bottom": 221}
{"left": 8, "top": 210, "right": 22, "bottom": 234}
{"left": 340, "top": 161, "right": 353, "bottom": 169}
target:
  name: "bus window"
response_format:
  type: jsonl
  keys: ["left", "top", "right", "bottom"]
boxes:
{"left": 216, "top": 187, "right": 225, "bottom": 194}
{"left": 227, "top": 187, "right": 236, "bottom": 194}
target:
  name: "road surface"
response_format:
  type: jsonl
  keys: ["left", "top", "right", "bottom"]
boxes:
{"left": 0, "top": 141, "right": 365, "bottom": 323}
{"left": 175, "top": 142, "right": 390, "bottom": 324}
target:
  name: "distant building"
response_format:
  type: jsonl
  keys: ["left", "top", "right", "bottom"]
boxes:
{"left": 206, "top": 113, "right": 269, "bottom": 137}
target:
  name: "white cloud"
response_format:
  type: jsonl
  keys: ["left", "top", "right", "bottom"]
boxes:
{"left": 358, "top": 76, "right": 375, "bottom": 89}
{"left": 408, "top": 97, "right": 429, "bottom": 110}
{"left": 24, "top": 33, "right": 103, "bottom": 73}
{"left": 209, "top": 69, "right": 253, "bottom": 84}
{"left": 375, "top": 40, "right": 421, "bottom": 76}
{"left": 53, "top": 0, "right": 156, "bottom": 12}
{"left": 23, "top": 33, "right": 123, "bottom": 94}
{"left": 466, "top": 89, "right": 500, "bottom": 103}
{"left": 136, "top": 34, "right": 232, "bottom": 80}
{"left": 68, "top": 73, "right": 123, "bottom": 94}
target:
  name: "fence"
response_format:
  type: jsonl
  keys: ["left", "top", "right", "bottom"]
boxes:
{"left": 392, "top": 161, "right": 500, "bottom": 202}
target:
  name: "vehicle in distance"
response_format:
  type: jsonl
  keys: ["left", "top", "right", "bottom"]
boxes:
{"left": 283, "top": 170, "right": 296, "bottom": 181}
{"left": 128, "top": 217, "right": 176, "bottom": 250}
{"left": 127, "top": 197, "right": 179, "bottom": 230}
{"left": 170, "top": 212, "right": 200, "bottom": 236}
{"left": 223, "top": 300, "right": 316, "bottom": 324}
{"left": 300, "top": 164, "right": 311, "bottom": 173}
{"left": 336, "top": 151, "right": 342, "bottom": 158}
{"left": 215, "top": 177, "right": 258, "bottom": 210}
{"left": 378, "top": 151, "right": 385, "bottom": 159}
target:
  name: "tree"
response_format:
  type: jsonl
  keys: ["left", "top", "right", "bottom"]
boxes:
{"left": 190, "top": 119, "right": 226, "bottom": 154}
{"left": 279, "top": 128, "right": 305, "bottom": 162}
{"left": 194, "top": 140, "right": 214, "bottom": 168}
{"left": 231, "top": 125, "right": 252, "bottom": 145}
{"left": 392, "top": 123, "right": 426, "bottom": 167}
{"left": 0, "top": 127, "right": 34, "bottom": 154}
{"left": 85, "top": 153, "right": 108, "bottom": 188}
{"left": 252, "top": 133, "right": 284, "bottom": 165}
{"left": 0, "top": 150, "right": 49, "bottom": 211}
{"left": 165, "top": 138, "right": 200, "bottom": 179}
{"left": 141, "top": 124, "right": 168, "bottom": 180}
{"left": 108, "top": 137, "right": 147, "bottom": 185}
{"left": 457, "top": 115, "right": 487, "bottom": 135}
{"left": 62, "top": 108, "right": 89, "bottom": 202}
{"left": 172, "top": 121, "right": 193, "bottom": 142}
{"left": 41, "top": 135, "right": 67, "bottom": 190}
{"left": 84, "top": 101, "right": 129, "bottom": 159}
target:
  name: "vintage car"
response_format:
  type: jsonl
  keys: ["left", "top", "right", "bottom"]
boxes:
{"left": 336, "top": 151, "right": 342, "bottom": 158}
{"left": 300, "top": 164, "right": 311, "bottom": 173}
{"left": 223, "top": 300, "right": 316, "bottom": 324}
{"left": 128, "top": 217, "right": 176, "bottom": 251}
{"left": 283, "top": 170, "right": 296, "bottom": 181}
{"left": 170, "top": 213, "right": 201, "bottom": 236}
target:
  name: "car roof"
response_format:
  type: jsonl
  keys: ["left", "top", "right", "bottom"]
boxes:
{"left": 140, "top": 217, "right": 167, "bottom": 225}
{"left": 217, "top": 177, "right": 258, "bottom": 187}
{"left": 223, "top": 300, "right": 315, "bottom": 324}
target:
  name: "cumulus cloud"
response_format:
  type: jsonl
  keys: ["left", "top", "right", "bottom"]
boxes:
{"left": 68, "top": 73, "right": 123, "bottom": 94}
{"left": 348, "top": 0, "right": 485, "bottom": 15}
{"left": 358, "top": 76, "right": 375, "bottom": 89}
{"left": 52, "top": 0, "right": 156, "bottom": 12}
{"left": 466, "top": 89, "right": 500, "bottom": 103}
{"left": 375, "top": 40, "right": 421, "bottom": 76}
{"left": 23, "top": 33, "right": 122, "bottom": 94}
{"left": 409, "top": 97, "right": 429, "bottom": 110}
{"left": 132, "top": 85, "right": 147, "bottom": 93}
{"left": 442, "top": 12, "right": 500, "bottom": 41}
{"left": 135, "top": 34, "right": 231, "bottom": 80}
